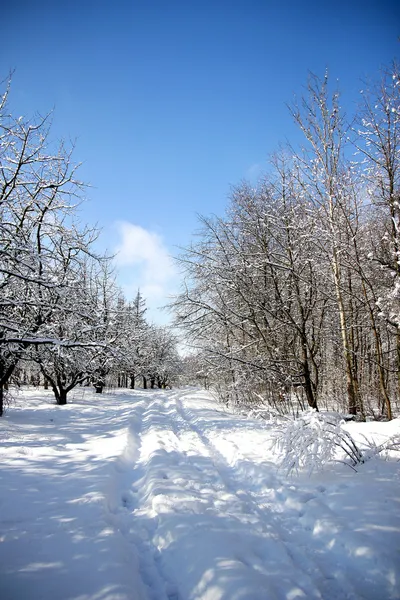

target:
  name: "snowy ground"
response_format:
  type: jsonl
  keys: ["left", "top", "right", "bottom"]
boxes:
{"left": 0, "top": 387, "right": 399, "bottom": 600}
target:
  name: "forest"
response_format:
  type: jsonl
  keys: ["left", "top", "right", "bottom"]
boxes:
{"left": 172, "top": 64, "right": 400, "bottom": 420}
{"left": 1, "top": 62, "right": 399, "bottom": 420}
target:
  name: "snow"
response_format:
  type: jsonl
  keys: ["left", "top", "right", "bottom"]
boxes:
{"left": 0, "top": 387, "right": 399, "bottom": 600}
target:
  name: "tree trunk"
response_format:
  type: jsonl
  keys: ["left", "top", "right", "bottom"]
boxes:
{"left": 0, "top": 361, "right": 18, "bottom": 417}
{"left": 58, "top": 389, "right": 68, "bottom": 405}
{"left": 130, "top": 375, "right": 135, "bottom": 389}
{"left": 397, "top": 332, "right": 400, "bottom": 405}
{"left": 95, "top": 385, "right": 103, "bottom": 394}
{"left": 54, "top": 387, "right": 68, "bottom": 405}
{"left": 369, "top": 311, "right": 392, "bottom": 420}
{"left": 143, "top": 376, "right": 147, "bottom": 389}
{"left": 331, "top": 246, "right": 359, "bottom": 415}
{"left": 302, "top": 361, "right": 318, "bottom": 410}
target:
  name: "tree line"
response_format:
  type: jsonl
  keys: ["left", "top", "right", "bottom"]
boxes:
{"left": 0, "top": 77, "right": 180, "bottom": 415}
{"left": 171, "top": 63, "right": 400, "bottom": 420}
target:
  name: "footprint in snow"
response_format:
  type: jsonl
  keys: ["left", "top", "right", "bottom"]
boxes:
{"left": 121, "top": 490, "right": 135, "bottom": 509}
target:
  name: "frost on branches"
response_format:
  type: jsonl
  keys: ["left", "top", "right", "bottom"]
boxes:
{"left": 378, "top": 275, "right": 400, "bottom": 330}
{"left": 172, "top": 62, "right": 400, "bottom": 421}
{"left": 274, "top": 410, "right": 364, "bottom": 475}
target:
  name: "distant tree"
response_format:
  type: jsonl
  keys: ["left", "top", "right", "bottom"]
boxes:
{"left": 114, "top": 291, "right": 149, "bottom": 389}
{"left": 87, "top": 261, "right": 121, "bottom": 394}
{"left": 143, "top": 325, "right": 181, "bottom": 389}
{"left": 33, "top": 256, "right": 113, "bottom": 404}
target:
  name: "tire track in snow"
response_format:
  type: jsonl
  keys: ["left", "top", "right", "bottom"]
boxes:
{"left": 172, "top": 390, "right": 394, "bottom": 600}
{"left": 106, "top": 390, "right": 393, "bottom": 600}
{"left": 120, "top": 391, "right": 322, "bottom": 598}
{"left": 105, "top": 396, "right": 176, "bottom": 600}
{"left": 129, "top": 393, "right": 293, "bottom": 599}
{"left": 168, "top": 391, "right": 333, "bottom": 599}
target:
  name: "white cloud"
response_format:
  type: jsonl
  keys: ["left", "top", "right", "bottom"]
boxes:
{"left": 115, "top": 221, "right": 174, "bottom": 279}
{"left": 113, "top": 221, "right": 178, "bottom": 323}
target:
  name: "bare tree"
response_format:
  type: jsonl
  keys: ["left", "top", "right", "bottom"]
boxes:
{"left": 0, "top": 76, "right": 98, "bottom": 413}
{"left": 290, "top": 73, "right": 363, "bottom": 416}
{"left": 172, "top": 156, "right": 329, "bottom": 411}
{"left": 355, "top": 62, "right": 400, "bottom": 416}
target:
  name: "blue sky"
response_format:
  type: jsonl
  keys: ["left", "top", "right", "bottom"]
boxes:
{"left": 2, "top": 0, "right": 399, "bottom": 322}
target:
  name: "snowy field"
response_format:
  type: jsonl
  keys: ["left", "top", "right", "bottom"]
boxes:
{"left": 0, "top": 387, "right": 399, "bottom": 600}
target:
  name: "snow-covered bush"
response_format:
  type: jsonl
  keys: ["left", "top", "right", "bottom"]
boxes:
{"left": 359, "top": 433, "right": 400, "bottom": 462}
{"left": 273, "top": 409, "right": 364, "bottom": 475}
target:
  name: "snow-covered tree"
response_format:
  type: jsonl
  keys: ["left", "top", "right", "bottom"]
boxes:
{"left": 355, "top": 63, "right": 400, "bottom": 417}
{"left": 290, "top": 72, "right": 364, "bottom": 416}
{"left": 172, "top": 158, "right": 328, "bottom": 410}
{"left": 172, "top": 65, "right": 400, "bottom": 419}
{"left": 86, "top": 261, "right": 122, "bottom": 394}
{"left": 143, "top": 325, "right": 182, "bottom": 389}
{"left": 0, "top": 76, "right": 98, "bottom": 414}
{"left": 32, "top": 255, "right": 116, "bottom": 404}
{"left": 114, "top": 291, "right": 150, "bottom": 389}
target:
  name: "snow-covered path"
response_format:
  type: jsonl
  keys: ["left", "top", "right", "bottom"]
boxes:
{"left": 0, "top": 388, "right": 399, "bottom": 599}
